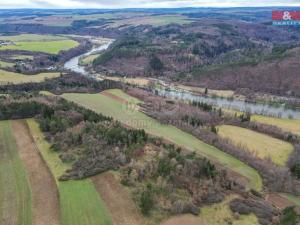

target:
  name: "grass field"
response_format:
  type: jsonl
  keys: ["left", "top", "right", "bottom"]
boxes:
{"left": 218, "top": 125, "right": 294, "bottom": 166}
{"left": 39, "top": 90, "right": 55, "bottom": 96}
{"left": 252, "top": 115, "right": 300, "bottom": 136}
{"left": 0, "top": 60, "right": 14, "bottom": 68}
{"left": 175, "top": 84, "right": 236, "bottom": 98}
{"left": 98, "top": 76, "right": 150, "bottom": 87}
{"left": 0, "top": 120, "right": 32, "bottom": 225}
{"left": 80, "top": 54, "right": 100, "bottom": 65}
{"left": 10, "top": 55, "right": 34, "bottom": 60}
{"left": 0, "top": 70, "right": 60, "bottom": 84}
{"left": 27, "top": 119, "right": 112, "bottom": 225}
{"left": 62, "top": 89, "right": 262, "bottom": 191}
{"left": 0, "top": 34, "right": 79, "bottom": 54}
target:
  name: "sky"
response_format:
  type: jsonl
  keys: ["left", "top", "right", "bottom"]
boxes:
{"left": 0, "top": 0, "right": 300, "bottom": 9}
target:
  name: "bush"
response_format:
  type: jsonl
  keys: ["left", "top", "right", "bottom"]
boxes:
{"left": 157, "top": 157, "right": 172, "bottom": 177}
{"left": 140, "top": 183, "right": 154, "bottom": 215}
{"left": 149, "top": 55, "right": 164, "bottom": 71}
{"left": 291, "top": 163, "right": 300, "bottom": 179}
{"left": 280, "top": 206, "right": 300, "bottom": 225}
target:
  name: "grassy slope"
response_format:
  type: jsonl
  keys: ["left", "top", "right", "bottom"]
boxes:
{"left": 0, "top": 70, "right": 60, "bottom": 84}
{"left": 80, "top": 54, "right": 100, "bottom": 65}
{"left": 252, "top": 115, "right": 300, "bottom": 136}
{"left": 26, "top": 119, "right": 112, "bottom": 225}
{"left": 62, "top": 90, "right": 262, "bottom": 191}
{"left": 0, "top": 120, "right": 32, "bottom": 225}
{"left": 218, "top": 125, "right": 294, "bottom": 166}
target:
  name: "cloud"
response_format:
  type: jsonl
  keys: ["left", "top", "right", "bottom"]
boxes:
{"left": 1, "top": 0, "right": 300, "bottom": 8}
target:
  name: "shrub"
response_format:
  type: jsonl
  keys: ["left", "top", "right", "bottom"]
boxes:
{"left": 157, "top": 157, "right": 172, "bottom": 177}
{"left": 149, "top": 55, "right": 164, "bottom": 71}
{"left": 140, "top": 183, "right": 154, "bottom": 215}
{"left": 291, "top": 163, "right": 300, "bottom": 179}
{"left": 280, "top": 206, "right": 300, "bottom": 225}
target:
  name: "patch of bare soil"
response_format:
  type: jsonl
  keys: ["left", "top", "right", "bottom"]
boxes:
{"left": 266, "top": 193, "right": 300, "bottom": 213}
{"left": 92, "top": 172, "right": 145, "bottom": 225}
{"left": 12, "top": 120, "right": 60, "bottom": 225}
{"left": 160, "top": 215, "right": 203, "bottom": 225}
{"left": 101, "top": 91, "right": 127, "bottom": 103}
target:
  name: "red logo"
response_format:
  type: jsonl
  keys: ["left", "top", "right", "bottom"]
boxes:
{"left": 272, "top": 11, "right": 300, "bottom": 20}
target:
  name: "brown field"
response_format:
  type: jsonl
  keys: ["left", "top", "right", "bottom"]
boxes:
{"left": 266, "top": 193, "right": 300, "bottom": 213}
{"left": 12, "top": 120, "right": 60, "bottom": 225}
{"left": 92, "top": 172, "right": 145, "bottom": 225}
{"left": 161, "top": 215, "right": 203, "bottom": 225}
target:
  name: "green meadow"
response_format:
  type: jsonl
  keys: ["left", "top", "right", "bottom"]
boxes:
{"left": 0, "top": 34, "right": 79, "bottom": 54}
{"left": 0, "top": 120, "right": 32, "bottom": 225}
{"left": 27, "top": 119, "right": 112, "bottom": 225}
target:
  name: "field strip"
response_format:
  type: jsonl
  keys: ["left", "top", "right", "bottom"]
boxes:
{"left": 12, "top": 120, "right": 60, "bottom": 225}
{"left": 0, "top": 70, "right": 60, "bottom": 85}
{"left": 252, "top": 115, "right": 300, "bottom": 136}
{"left": 266, "top": 193, "right": 300, "bottom": 213}
{"left": 218, "top": 125, "right": 294, "bottom": 166}
{"left": 0, "top": 120, "right": 32, "bottom": 225}
{"left": 92, "top": 172, "right": 145, "bottom": 225}
{"left": 61, "top": 90, "right": 262, "bottom": 191}
{"left": 26, "top": 119, "right": 113, "bottom": 225}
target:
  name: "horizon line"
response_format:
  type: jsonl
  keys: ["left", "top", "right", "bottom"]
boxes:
{"left": 1, "top": 6, "right": 300, "bottom": 10}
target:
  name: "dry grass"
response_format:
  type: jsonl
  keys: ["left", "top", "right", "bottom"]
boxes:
{"left": 161, "top": 195, "right": 259, "bottom": 225}
{"left": 252, "top": 115, "right": 300, "bottom": 136}
{"left": 218, "top": 125, "right": 294, "bottom": 166}
{"left": 175, "top": 84, "right": 235, "bottom": 98}
{"left": 98, "top": 76, "right": 150, "bottom": 86}
{"left": 80, "top": 54, "right": 100, "bottom": 65}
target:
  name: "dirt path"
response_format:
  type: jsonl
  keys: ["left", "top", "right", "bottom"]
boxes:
{"left": 102, "top": 91, "right": 127, "bottom": 103}
{"left": 161, "top": 215, "right": 203, "bottom": 225}
{"left": 266, "top": 193, "right": 300, "bottom": 213}
{"left": 92, "top": 172, "right": 145, "bottom": 225}
{"left": 12, "top": 120, "right": 60, "bottom": 225}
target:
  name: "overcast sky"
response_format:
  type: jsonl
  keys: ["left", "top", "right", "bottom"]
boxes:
{"left": 0, "top": 0, "right": 300, "bottom": 9}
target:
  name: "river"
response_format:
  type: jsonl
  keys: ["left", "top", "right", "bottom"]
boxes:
{"left": 64, "top": 40, "right": 300, "bottom": 119}
{"left": 64, "top": 40, "right": 112, "bottom": 75}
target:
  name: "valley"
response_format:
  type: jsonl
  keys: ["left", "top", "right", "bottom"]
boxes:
{"left": 0, "top": 6, "right": 300, "bottom": 225}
